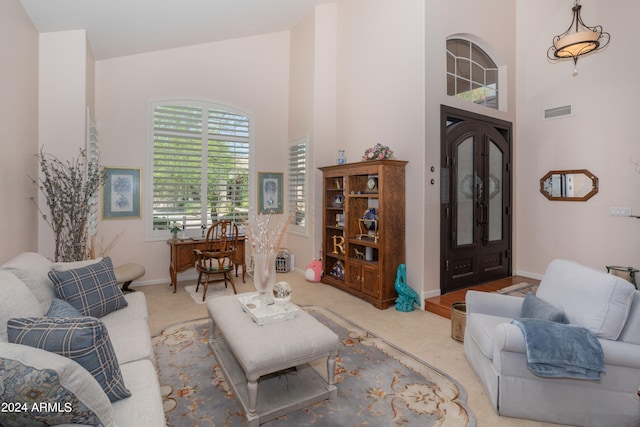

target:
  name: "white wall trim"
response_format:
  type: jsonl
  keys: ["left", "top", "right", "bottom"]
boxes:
{"left": 514, "top": 270, "right": 544, "bottom": 281}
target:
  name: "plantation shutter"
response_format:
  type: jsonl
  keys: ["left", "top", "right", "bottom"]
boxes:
{"left": 288, "top": 138, "right": 307, "bottom": 231}
{"left": 153, "top": 105, "right": 204, "bottom": 231}
{"left": 151, "top": 101, "right": 250, "bottom": 237}
{"left": 207, "top": 110, "right": 250, "bottom": 224}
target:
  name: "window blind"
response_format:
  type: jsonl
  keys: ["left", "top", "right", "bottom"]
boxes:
{"left": 150, "top": 102, "right": 250, "bottom": 237}
{"left": 288, "top": 139, "right": 307, "bottom": 231}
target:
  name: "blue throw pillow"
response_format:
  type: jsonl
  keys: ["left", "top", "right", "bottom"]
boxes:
{"left": 521, "top": 292, "right": 568, "bottom": 324}
{"left": 46, "top": 298, "right": 82, "bottom": 318}
{"left": 7, "top": 316, "right": 131, "bottom": 402}
{"left": 48, "top": 257, "right": 127, "bottom": 318}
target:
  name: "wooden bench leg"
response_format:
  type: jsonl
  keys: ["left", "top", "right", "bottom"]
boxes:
{"left": 121, "top": 280, "right": 134, "bottom": 293}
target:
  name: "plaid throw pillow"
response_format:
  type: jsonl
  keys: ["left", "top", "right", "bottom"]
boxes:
{"left": 48, "top": 257, "right": 127, "bottom": 318}
{"left": 7, "top": 316, "right": 131, "bottom": 402}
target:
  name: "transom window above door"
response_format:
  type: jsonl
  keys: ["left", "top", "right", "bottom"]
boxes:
{"left": 446, "top": 39, "right": 498, "bottom": 109}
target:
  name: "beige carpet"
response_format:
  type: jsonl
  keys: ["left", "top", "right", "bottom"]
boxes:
{"left": 138, "top": 273, "right": 562, "bottom": 427}
{"left": 183, "top": 283, "right": 235, "bottom": 304}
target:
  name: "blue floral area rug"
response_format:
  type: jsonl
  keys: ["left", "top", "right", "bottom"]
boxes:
{"left": 153, "top": 306, "right": 475, "bottom": 426}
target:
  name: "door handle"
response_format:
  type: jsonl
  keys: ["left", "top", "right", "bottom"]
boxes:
{"left": 478, "top": 202, "right": 488, "bottom": 225}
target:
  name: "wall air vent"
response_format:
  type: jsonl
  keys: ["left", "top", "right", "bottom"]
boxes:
{"left": 544, "top": 104, "right": 573, "bottom": 120}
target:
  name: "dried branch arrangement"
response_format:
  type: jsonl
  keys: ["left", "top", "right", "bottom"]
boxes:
{"left": 243, "top": 211, "right": 293, "bottom": 255}
{"left": 88, "top": 229, "right": 124, "bottom": 259}
{"left": 32, "top": 148, "right": 103, "bottom": 262}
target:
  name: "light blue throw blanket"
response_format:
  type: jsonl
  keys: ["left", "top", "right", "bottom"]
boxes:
{"left": 512, "top": 318, "right": 605, "bottom": 380}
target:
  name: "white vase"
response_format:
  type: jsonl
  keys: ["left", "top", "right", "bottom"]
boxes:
{"left": 253, "top": 252, "right": 277, "bottom": 306}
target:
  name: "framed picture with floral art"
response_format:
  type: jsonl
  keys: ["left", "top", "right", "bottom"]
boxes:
{"left": 103, "top": 167, "right": 141, "bottom": 219}
{"left": 258, "top": 172, "right": 283, "bottom": 214}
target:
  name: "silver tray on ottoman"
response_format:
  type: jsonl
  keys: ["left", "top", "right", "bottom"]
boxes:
{"left": 238, "top": 292, "right": 299, "bottom": 325}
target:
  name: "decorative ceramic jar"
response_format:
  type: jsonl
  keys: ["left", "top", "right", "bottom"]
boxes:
{"left": 362, "top": 207, "right": 378, "bottom": 230}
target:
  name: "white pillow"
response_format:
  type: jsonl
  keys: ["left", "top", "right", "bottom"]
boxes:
{"left": 0, "top": 270, "right": 44, "bottom": 342}
{"left": 537, "top": 259, "right": 635, "bottom": 340}
{"left": 1, "top": 252, "right": 55, "bottom": 312}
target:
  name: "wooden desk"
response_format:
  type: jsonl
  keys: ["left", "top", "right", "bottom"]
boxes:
{"left": 167, "top": 236, "right": 246, "bottom": 293}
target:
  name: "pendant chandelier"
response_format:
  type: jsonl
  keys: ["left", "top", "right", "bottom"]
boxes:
{"left": 547, "top": 0, "right": 610, "bottom": 75}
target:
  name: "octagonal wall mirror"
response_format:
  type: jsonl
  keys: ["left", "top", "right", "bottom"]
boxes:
{"left": 540, "top": 169, "right": 599, "bottom": 201}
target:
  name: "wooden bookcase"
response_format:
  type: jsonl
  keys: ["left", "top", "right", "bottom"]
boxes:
{"left": 319, "top": 160, "right": 407, "bottom": 309}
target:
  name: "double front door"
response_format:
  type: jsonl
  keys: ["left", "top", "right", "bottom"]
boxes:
{"left": 440, "top": 106, "right": 512, "bottom": 293}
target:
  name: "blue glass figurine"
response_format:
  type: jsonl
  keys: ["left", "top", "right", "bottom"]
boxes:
{"left": 394, "top": 264, "right": 418, "bottom": 312}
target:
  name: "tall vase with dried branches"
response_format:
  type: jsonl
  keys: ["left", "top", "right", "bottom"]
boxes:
{"left": 244, "top": 211, "right": 293, "bottom": 306}
{"left": 33, "top": 148, "right": 103, "bottom": 262}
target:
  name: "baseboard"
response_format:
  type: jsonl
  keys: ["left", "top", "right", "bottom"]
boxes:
{"left": 514, "top": 270, "right": 544, "bottom": 281}
{"left": 126, "top": 268, "right": 305, "bottom": 288}
{"left": 422, "top": 289, "right": 441, "bottom": 299}
{"left": 128, "top": 273, "right": 200, "bottom": 288}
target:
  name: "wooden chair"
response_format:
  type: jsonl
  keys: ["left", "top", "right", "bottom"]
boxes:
{"left": 193, "top": 220, "right": 239, "bottom": 301}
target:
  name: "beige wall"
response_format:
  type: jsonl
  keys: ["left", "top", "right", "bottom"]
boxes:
{"left": 335, "top": 0, "right": 426, "bottom": 297}
{"left": 0, "top": 0, "right": 39, "bottom": 262}
{"left": 288, "top": 0, "right": 427, "bottom": 297}
{"left": 288, "top": 9, "right": 318, "bottom": 270}
{"left": 326, "top": 0, "right": 516, "bottom": 299}
{"left": 94, "top": 32, "right": 290, "bottom": 283}
{"left": 8, "top": 0, "right": 639, "bottom": 296}
{"left": 288, "top": 3, "right": 338, "bottom": 271}
{"left": 424, "top": 0, "right": 517, "bottom": 296}
{"left": 515, "top": 0, "right": 640, "bottom": 276}
{"left": 37, "top": 30, "right": 93, "bottom": 260}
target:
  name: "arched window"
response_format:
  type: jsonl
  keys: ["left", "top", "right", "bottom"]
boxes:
{"left": 147, "top": 99, "right": 251, "bottom": 240}
{"left": 446, "top": 39, "right": 498, "bottom": 109}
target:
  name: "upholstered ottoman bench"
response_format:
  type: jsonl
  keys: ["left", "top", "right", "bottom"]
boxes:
{"left": 207, "top": 294, "right": 340, "bottom": 427}
{"left": 114, "top": 262, "right": 145, "bottom": 292}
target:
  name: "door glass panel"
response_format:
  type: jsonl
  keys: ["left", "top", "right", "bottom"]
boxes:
{"left": 456, "top": 137, "right": 474, "bottom": 246}
{"left": 488, "top": 140, "right": 503, "bottom": 241}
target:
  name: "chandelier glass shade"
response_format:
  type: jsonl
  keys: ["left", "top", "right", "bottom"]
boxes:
{"left": 547, "top": 1, "right": 610, "bottom": 70}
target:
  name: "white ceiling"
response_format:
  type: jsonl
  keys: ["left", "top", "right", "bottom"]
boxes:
{"left": 20, "top": 0, "right": 335, "bottom": 60}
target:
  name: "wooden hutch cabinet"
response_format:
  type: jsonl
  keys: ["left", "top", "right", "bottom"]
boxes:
{"left": 319, "top": 160, "right": 407, "bottom": 309}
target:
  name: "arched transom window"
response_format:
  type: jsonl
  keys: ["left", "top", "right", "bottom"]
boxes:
{"left": 446, "top": 39, "right": 498, "bottom": 109}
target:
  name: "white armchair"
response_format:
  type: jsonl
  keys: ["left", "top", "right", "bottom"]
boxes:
{"left": 464, "top": 259, "right": 640, "bottom": 427}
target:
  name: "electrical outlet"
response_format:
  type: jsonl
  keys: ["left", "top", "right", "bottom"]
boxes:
{"left": 609, "top": 207, "right": 632, "bottom": 217}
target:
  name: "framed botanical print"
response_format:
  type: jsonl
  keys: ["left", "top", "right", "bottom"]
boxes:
{"left": 258, "top": 172, "right": 283, "bottom": 214}
{"left": 103, "top": 167, "right": 141, "bottom": 219}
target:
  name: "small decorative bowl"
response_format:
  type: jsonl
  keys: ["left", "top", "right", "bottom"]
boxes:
{"left": 273, "top": 281, "right": 292, "bottom": 304}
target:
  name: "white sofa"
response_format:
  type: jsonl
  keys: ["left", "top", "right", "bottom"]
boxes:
{"left": 0, "top": 252, "right": 165, "bottom": 427}
{"left": 464, "top": 259, "right": 640, "bottom": 427}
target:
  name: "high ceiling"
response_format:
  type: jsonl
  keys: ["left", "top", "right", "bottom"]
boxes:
{"left": 20, "top": 0, "right": 335, "bottom": 60}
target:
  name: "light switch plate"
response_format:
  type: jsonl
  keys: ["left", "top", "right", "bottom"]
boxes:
{"left": 609, "top": 207, "right": 632, "bottom": 217}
